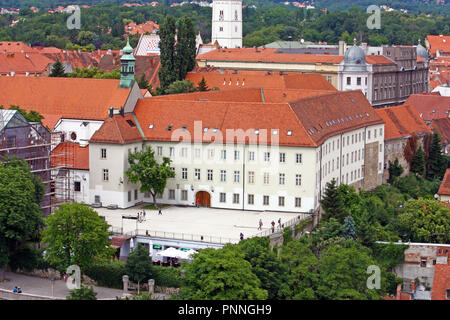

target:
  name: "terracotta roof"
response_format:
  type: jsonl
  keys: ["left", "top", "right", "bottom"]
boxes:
{"left": 0, "top": 52, "right": 53, "bottom": 75}
{"left": 196, "top": 48, "right": 344, "bottom": 64}
{"left": 90, "top": 113, "right": 144, "bottom": 144}
{"left": 405, "top": 94, "right": 450, "bottom": 121}
{"left": 52, "top": 142, "right": 89, "bottom": 170}
{"left": 431, "top": 253, "right": 450, "bottom": 300}
{"left": 0, "top": 41, "right": 36, "bottom": 53}
{"left": 366, "top": 55, "right": 396, "bottom": 65}
{"left": 375, "top": 105, "right": 431, "bottom": 140}
{"left": 125, "top": 21, "right": 159, "bottom": 35}
{"left": 185, "top": 70, "right": 337, "bottom": 91}
{"left": 0, "top": 77, "right": 132, "bottom": 122}
{"left": 134, "top": 55, "right": 160, "bottom": 89}
{"left": 130, "top": 90, "right": 380, "bottom": 147}
{"left": 427, "top": 35, "right": 450, "bottom": 57}
{"left": 438, "top": 169, "right": 450, "bottom": 196}
{"left": 431, "top": 118, "right": 450, "bottom": 144}
{"left": 40, "top": 113, "right": 61, "bottom": 130}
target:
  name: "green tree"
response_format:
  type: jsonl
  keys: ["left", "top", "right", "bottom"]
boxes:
{"left": 125, "top": 243, "right": 153, "bottom": 294}
{"left": 426, "top": 132, "right": 447, "bottom": 180}
{"left": 77, "top": 31, "right": 94, "bottom": 46}
{"left": 158, "top": 15, "right": 177, "bottom": 92}
{"left": 137, "top": 73, "right": 149, "bottom": 90}
{"left": 175, "top": 16, "right": 197, "bottom": 80}
{"left": 0, "top": 157, "right": 44, "bottom": 280}
{"left": 388, "top": 158, "right": 404, "bottom": 184}
{"left": 165, "top": 80, "right": 196, "bottom": 94}
{"left": 343, "top": 216, "right": 357, "bottom": 240}
{"left": 7, "top": 105, "right": 44, "bottom": 123}
{"left": 66, "top": 286, "right": 97, "bottom": 300}
{"left": 411, "top": 145, "right": 426, "bottom": 176}
{"left": 49, "top": 59, "right": 66, "bottom": 77}
{"left": 126, "top": 146, "right": 175, "bottom": 207}
{"left": 197, "top": 76, "right": 209, "bottom": 92}
{"left": 320, "top": 178, "right": 346, "bottom": 222}
{"left": 41, "top": 203, "right": 114, "bottom": 272}
{"left": 399, "top": 198, "right": 450, "bottom": 243}
{"left": 178, "top": 245, "right": 268, "bottom": 300}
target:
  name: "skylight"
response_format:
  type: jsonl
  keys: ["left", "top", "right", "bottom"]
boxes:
{"left": 167, "top": 125, "right": 172, "bottom": 131}
{"left": 287, "top": 130, "right": 292, "bottom": 136}
{"left": 149, "top": 124, "right": 154, "bottom": 129}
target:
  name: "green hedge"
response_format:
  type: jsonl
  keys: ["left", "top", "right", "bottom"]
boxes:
{"left": 152, "top": 265, "right": 184, "bottom": 288}
{"left": 9, "top": 247, "right": 49, "bottom": 272}
{"left": 84, "top": 261, "right": 126, "bottom": 289}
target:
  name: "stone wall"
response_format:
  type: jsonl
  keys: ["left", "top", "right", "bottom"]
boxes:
{"left": 364, "top": 141, "right": 382, "bottom": 190}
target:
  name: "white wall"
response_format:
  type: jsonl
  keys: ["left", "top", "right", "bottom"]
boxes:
{"left": 53, "top": 118, "right": 103, "bottom": 146}
{"left": 211, "top": 0, "right": 243, "bottom": 48}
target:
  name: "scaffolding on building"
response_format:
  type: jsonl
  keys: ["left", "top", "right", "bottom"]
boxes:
{"left": 0, "top": 117, "right": 74, "bottom": 215}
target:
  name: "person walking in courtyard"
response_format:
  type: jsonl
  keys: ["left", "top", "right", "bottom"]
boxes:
{"left": 158, "top": 208, "right": 162, "bottom": 215}
{"left": 240, "top": 233, "right": 244, "bottom": 241}
{"left": 258, "top": 219, "right": 263, "bottom": 230}
{"left": 278, "top": 218, "right": 282, "bottom": 229}
{"left": 271, "top": 220, "right": 275, "bottom": 233}
{"left": 143, "top": 210, "right": 146, "bottom": 221}
{"left": 196, "top": 199, "right": 200, "bottom": 208}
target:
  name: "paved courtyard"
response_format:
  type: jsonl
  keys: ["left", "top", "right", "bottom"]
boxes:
{"left": 0, "top": 272, "right": 123, "bottom": 300}
{"left": 95, "top": 205, "right": 305, "bottom": 242}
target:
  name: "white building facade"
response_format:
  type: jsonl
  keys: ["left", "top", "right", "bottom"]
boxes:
{"left": 211, "top": 0, "right": 243, "bottom": 48}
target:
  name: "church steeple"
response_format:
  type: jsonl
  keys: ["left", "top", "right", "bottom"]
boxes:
{"left": 119, "top": 37, "right": 136, "bottom": 89}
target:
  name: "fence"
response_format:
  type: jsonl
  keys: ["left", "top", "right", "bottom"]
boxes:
{"left": 252, "top": 213, "right": 312, "bottom": 238}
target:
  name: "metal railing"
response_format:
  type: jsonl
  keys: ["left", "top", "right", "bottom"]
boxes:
{"left": 252, "top": 213, "right": 311, "bottom": 238}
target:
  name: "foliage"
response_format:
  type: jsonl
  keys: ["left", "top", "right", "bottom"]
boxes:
{"left": 158, "top": 15, "right": 177, "bottom": 92}
{"left": 411, "top": 145, "right": 426, "bottom": 177}
{"left": 66, "top": 286, "right": 97, "bottom": 300}
{"left": 197, "top": 76, "right": 209, "bottom": 92}
{"left": 395, "top": 173, "right": 440, "bottom": 200}
{"left": 388, "top": 158, "right": 404, "bottom": 184}
{"left": 49, "top": 59, "right": 66, "bottom": 77}
{"left": 343, "top": 216, "right": 357, "bottom": 240}
{"left": 165, "top": 80, "right": 197, "bottom": 94}
{"left": 177, "top": 245, "right": 268, "bottom": 300}
{"left": 125, "top": 243, "right": 153, "bottom": 286}
{"left": 9, "top": 246, "right": 49, "bottom": 272}
{"left": 137, "top": 73, "right": 149, "bottom": 90}
{"left": 0, "top": 157, "right": 44, "bottom": 272}
{"left": 152, "top": 265, "right": 185, "bottom": 288}
{"left": 68, "top": 67, "right": 120, "bottom": 79}
{"left": 175, "top": 16, "right": 196, "bottom": 80}
{"left": 84, "top": 260, "right": 126, "bottom": 289}
{"left": 371, "top": 242, "right": 408, "bottom": 271}
{"left": 320, "top": 178, "right": 346, "bottom": 223}
{"left": 282, "top": 227, "right": 292, "bottom": 244}
{"left": 398, "top": 198, "right": 450, "bottom": 243}
{"left": 41, "top": 203, "right": 114, "bottom": 272}
{"left": 426, "top": 132, "right": 447, "bottom": 181}
{"left": 126, "top": 146, "right": 175, "bottom": 207}
{"left": 6, "top": 105, "right": 44, "bottom": 123}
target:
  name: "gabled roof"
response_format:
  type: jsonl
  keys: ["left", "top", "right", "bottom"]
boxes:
{"left": 0, "top": 52, "right": 53, "bottom": 75}
{"left": 89, "top": 114, "right": 144, "bottom": 144}
{"left": 405, "top": 94, "right": 450, "bottom": 121}
{"left": 0, "top": 41, "right": 36, "bottom": 53}
{"left": 375, "top": 105, "right": 431, "bottom": 140}
{"left": 52, "top": 142, "right": 89, "bottom": 170}
{"left": 129, "top": 89, "right": 381, "bottom": 147}
{"left": 438, "top": 169, "right": 450, "bottom": 196}
{"left": 185, "top": 70, "right": 337, "bottom": 91}
{"left": 431, "top": 118, "right": 450, "bottom": 144}
{"left": 0, "top": 77, "right": 132, "bottom": 125}
{"left": 426, "top": 35, "right": 450, "bottom": 57}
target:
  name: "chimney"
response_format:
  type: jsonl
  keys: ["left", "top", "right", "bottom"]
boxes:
{"left": 109, "top": 107, "right": 114, "bottom": 118}
{"left": 120, "top": 107, "right": 125, "bottom": 117}
{"left": 339, "top": 40, "right": 345, "bottom": 56}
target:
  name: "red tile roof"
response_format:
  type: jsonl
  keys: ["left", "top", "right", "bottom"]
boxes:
{"left": 0, "top": 41, "right": 36, "bottom": 53}
{"left": 404, "top": 94, "right": 450, "bottom": 121}
{"left": 431, "top": 118, "right": 450, "bottom": 144}
{"left": 0, "top": 52, "right": 53, "bottom": 75}
{"left": 185, "top": 70, "right": 337, "bottom": 91}
{"left": 375, "top": 105, "right": 431, "bottom": 140}
{"left": 365, "top": 55, "right": 396, "bottom": 65}
{"left": 431, "top": 257, "right": 450, "bottom": 300}
{"left": 130, "top": 90, "right": 381, "bottom": 147}
{"left": 0, "top": 77, "right": 132, "bottom": 124}
{"left": 124, "top": 21, "right": 159, "bottom": 35}
{"left": 89, "top": 113, "right": 144, "bottom": 144}
{"left": 438, "top": 169, "right": 450, "bottom": 196}
{"left": 427, "top": 35, "right": 450, "bottom": 57}
{"left": 52, "top": 142, "right": 89, "bottom": 170}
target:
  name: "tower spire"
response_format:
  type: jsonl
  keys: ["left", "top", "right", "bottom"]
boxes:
{"left": 119, "top": 37, "right": 136, "bottom": 89}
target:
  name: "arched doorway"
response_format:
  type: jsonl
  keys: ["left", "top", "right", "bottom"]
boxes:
{"left": 195, "top": 191, "right": 211, "bottom": 207}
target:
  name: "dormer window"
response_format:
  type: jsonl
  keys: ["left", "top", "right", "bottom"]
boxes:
{"left": 167, "top": 125, "right": 172, "bottom": 131}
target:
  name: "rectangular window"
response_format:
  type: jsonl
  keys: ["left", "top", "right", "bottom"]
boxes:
{"left": 278, "top": 196, "right": 285, "bottom": 207}
{"left": 220, "top": 170, "right": 226, "bottom": 182}
{"left": 357, "top": 77, "right": 361, "bottom": 85}
{"left": 233, "top": 193, "right": 240, "bottom": 204}
{"left": 169, "top": 147, "right": 174, "bottom": 157}
{"left": 234, "top": 150, "right": 240, "bottom": 160}
{"left": 195, "top": 148, "right": 200, "bottom": 158}
{"left": 279, "top": 153, "right": 286, "bottom": 163}
{"left": 103, "top": 169, "right": 109, "bottom": 181}
{"left": 296, "top": 153, "right": 302, "bottom": 164}
{"left": 263, "top": 195, "right": 269, "bottom": 206}
{"left": 347, "top": 77, "right": 351, "bottom": 85}
{"left": 180, "top": 147, "right": 187, "bottom": 157}
{"left": 128, "top": 191, "right": 131, "bottom": 202}
{"left": 220, "top": 193, "right": 226, "bottom": 203}
{"left": 169, "top": 189, "right": 175, "bottom": 200}
{"left": 248, "top": 171, "right": 255, "bottom": 184}
{"left": 221, "top": 149, "right": 227, "bottom": 160}
{"left": 182, "top": 168, "right": 188, "bottom": 180}
{"left": 74, "top": 181, "right": 81, "bottom": 192}
{"left": 264, "top": 152, "right": 270, "bottom": 162}
{"left": 296, "top": 174, "right": 302, "bottom": 186}
{"left": 279, "top": 173, "right": 285, "bottom": 185}
{"left": 207, "top": 169, "right": 213, "bottom": 181}
{"left": 181, "top": 190, "right": 188, "bottom": 201}
{"left": 249, "top": 151, "right": 255, "bottom": 161}
{"left": 157, "top": 146, "right": 162, "bottom": 156}
{"left": 194, "top": 168, "right": 201, "bottom": 181}
{"left": 263, "top": 172, "right": 270, "bottom": 184}
{"left": 101, "top": 148, "right": 107, "bottom": 159}
{"left": 248, "top": 194, "right": 254, "bottom": 205}
{"left": 295, "top": 197, "right": 302, "bottom": 208}
{"left": 234, "top": 170, "right": 240, "bottom": 183}
{"left": 208, "top": 149, "right": 214, "bottom": 159}
{"left": 134, "top": 189, "right": 138, "bottom": 200}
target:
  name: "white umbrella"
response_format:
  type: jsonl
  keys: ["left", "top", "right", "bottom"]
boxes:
{"left": 156, "top": 247, "right": 183, "bottom": 258}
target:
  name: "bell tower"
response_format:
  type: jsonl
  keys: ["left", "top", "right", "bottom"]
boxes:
{"left": 119, "top": 38, "right": 136, "bottom": 89}
{"left": 211, "top": 0, "right": 242, "bottom": 48}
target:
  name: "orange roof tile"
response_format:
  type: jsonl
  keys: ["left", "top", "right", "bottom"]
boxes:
{"left": 375, "top": 105, "right": 431, "bottom": 140}
{"left": 405, "top": 94, "right": 450, "bottom": 121}
{"left": 427, "top": 35, "right": 450, "bottom": 57}
{"left": 0, "top": 77, "right": 132, "bottom": 122}
{"left": 40, "top": 113, "right": 61, "bottom": 130}
{"left": 185, "top": 71, "right": 337, "bottom": 91}
{"left": 0, "top": 52, "right": 53, "bottom": 75}
{"left": 438, "top": 169, "right": 450, "bottom": 196}
{"left": 52, "top": 142, "right": 89, "bottom": 170}
{"left": 0, "top": 42, "right": 36, "bottom": 53}
{"left": 90, "top": 114, "right": 144, "bottom": 144}
{"left": 431, "top": 262, "right": 450, "bottom": 300}
{"left": 431, "top": 118, "right": 450, "bottom": 144}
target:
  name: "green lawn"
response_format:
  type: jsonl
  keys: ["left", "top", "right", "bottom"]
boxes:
{"left": 140, "top": 204, "right": 170, "bottom": 210}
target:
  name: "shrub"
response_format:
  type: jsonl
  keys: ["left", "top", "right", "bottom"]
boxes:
{"left": 152, "top": 265, "right": 184, "bottom": 288}
{"left": 9, "top": 247, "right": 49, "bottom": 272}
{"left": 84, "top": 260, "right": 126, "bottom": 289}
